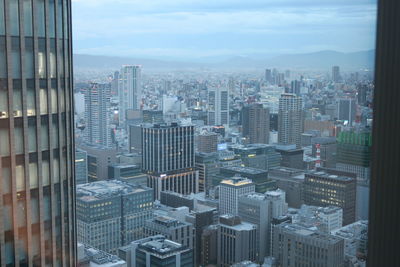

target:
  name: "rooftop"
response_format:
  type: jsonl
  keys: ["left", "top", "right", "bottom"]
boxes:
{"left": 278, "top": 223, "right": 343, "bottom": 244}
{"left": 135, "top": 235, "right": 190, "bottom": 257}
{"left": 221, "top": 166, "right": 267, "bottom": 175}
{"left": 306, "top": 170, "right": 354, "bottom": 182}
{"left": 76, "top": 180, "right": 150, "bottom": 202}
{"left": 77, "top": 243, "right": 125, "bottom": 267}
{"left": 220, "top": 176, "right": 253, "bottom": 187}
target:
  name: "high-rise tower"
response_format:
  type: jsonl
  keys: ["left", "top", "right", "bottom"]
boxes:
{"left": 0, "top": 0, "right": 76, "bottom": 265}
{"left": 119, "top": 65, "right": 142, "bottom": 124}
{"left": 207, "top": 87, "right": 229, "bottom": 126}
{"left": 278, "top": 94, "right": 303, "bottom": 148}
{"left": 242, "top": 103, "right": 270, "bottom": 144}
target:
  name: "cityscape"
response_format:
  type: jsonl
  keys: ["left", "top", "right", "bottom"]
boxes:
{"left": 0, "top": 0, "right": 377, "bottom": 267}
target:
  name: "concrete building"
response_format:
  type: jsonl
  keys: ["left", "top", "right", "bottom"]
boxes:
{"left": 268, "top": 167, "right": 305, "bottom": 208}
{"left": 142, "top": 123, "right": 198, "bottom": 199}
{"left": 120, "top": 235, "right": 193, "bottom": 267}
{"left": 129, "top": 124, "right": 142, "bottom": 153}
{"left": 332, "top": 66, "right": 341, "bottom": 83}
{"left": 303, "top": 170, "right": 356, "bottom": 225}
{"left": 295, "top": 205, "right": 343, "bottom": 233}
{"left": 78, "top": 243, "right": 126, "bottom": 267}
{"left": 311, "top": 137, "right": 337, "bottom": 168}
{"left": 272, "top": 223, "right": 344, "bottom": 267}
{"left": 275, "top": 145, "right": 304, "bottom": 170}
{"left": 242, "top": 103, "right": 270, "bottom": 144}
{"left": 220, "top": 166, "right": 275, "bottom": 193}
{"left": 144, "top": 216, "right": 195, "bottom": 250}
{"left": 142, "top": 109, "right": 163, "bottom": 124}
{"left": 0, "top": 1, "right": 76, "bottom": 264}
{"left": 119, "top": 65, "right": 142, "bottom": 124}
{"left": 195, "top": 152, "right": 219, "bottom": 195}
{"left": 201, "top": 225, "right": 218, "bottom": 266}
{"left": 219, "top": 177, "right": 255, "bottom": 215}
{"left": 84, "top": 83, "right": 112, "bottom": 147}
{"left": 278, "top": 94, "right": 303, "bottom": 148}
{"left": 208, "top": 87, "right": 229, "bottom": 126}
{"left": 337, "top": 98, "right": 356, "bottom": 126}
{"left": 76, "top": 148, "right": 88, "bottom": 185}
{"left": 76, "top": 180, "right": 154, "bottom": 254}
{"left": 217, "top": 215, "right": 258, "bottom": 267}
{"left": 196, "top": 131, "right": 218, "bottom": 153}
{"left": 232, "top": 144, "right": 281, "bottom": 170}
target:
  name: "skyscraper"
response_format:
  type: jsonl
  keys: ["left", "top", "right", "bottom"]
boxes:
{"left": 142, "top": 123, "right": 199, "bottom": 199}
{"left": 219, "top": 177, "right": 255, "bottom": 216}
{"left": 278, "top": 94, "right": 303, "bottom": 148}
{"left": 119, "top": 65, "right": 142, "bottom": 124}
{"left": 207, "top": 87, "right": 229, "bottom": 126}
{"left": 242, "top": 103, "right": 270, "bottom": 144}
{"left": 84, "top": 83, "right": 112, "bottom": 147}
{"left": 332, "top": 65, "right": 341, "bottom": 83}
{"left": 265, "top": 69, "right": 272, "bottom": 83}
{"left": 75, "top": 148, "right": 88, "bottom": 185}
{"left": 0, "top": 0, "right": 76, "bottom": 265}
{"left": 337, "top": 98, "right": 357, "bottom": 126}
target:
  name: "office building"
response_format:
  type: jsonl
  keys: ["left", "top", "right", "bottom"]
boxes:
{"left": 207, "top": 87, "right": 229, "bottom": 126}
{"left": 275, "top": 145, "right": 304, "bottom": 169}
{"left": 242, "top": 103, "right": 270, "bottom": 144}
{"left": 121, "top": 235, "right": 193, "bottom": 267}
{"left": 336, "top": 131, "right": 372, "bottom": 181}
{"left": 220, "top": 166, "right": 275, "bottom": 193}
{"left": 76, "top": 180, "right": 153, "bottom": 254}
{"left": 288, "top": 80, "right": 301, "bottom": 96}
{"left": 268, "top": 167, "right": 305, "bottom": 208}
{"left": 303, "top": 170, "right": 356, "bottom": 225}
{"left": 278, "top": 94, "right": 303, "bottom": 148}
{"left": 144, "top": 216, "right": 195, "bottom": 250}
{"left": 196, "top": 131, "right": 218, "bottom": 153}
{"left": 77, "top": 243, "right": 126, "bottom": 267}
{"left": 0, "top": 0, "right": 76, "bottom": 265}
{"left": 272, "top": 223, "right": 344, "bottom": 267}
{"left": 219, "top": 177, "right": 255, "bottom": 215}
{"left": 195, "top": 152, "right": 219, "bottom": 194}
{"left": 217, "top": 215, "right": 258, "bottom": 267}
{"left": 311, "top": 137, "right": 337, "bottom": 168}
{"left": 142, "top": 123, "right": 199, "bottom": 199}
{"left": 75, "top": 148, "right": 88, "bottom": 184}
{"left": 84, "top": 83, "right": 112, "bottom": 147}
{"left": 129, "top": 124, "right": 142, "bottom": 153}
{"left": 108, "top": 163, "right": 142, "bottom": 180}
{"left": 142, "top": 109, "right": 163, "bottom": 124}
{"left": 337, "top": 98, "right": 357, "bottom": 126}
{"left": 296, "top": 205, "right": 343, "bottom": 233}
{"left": 332, "top": 66, "right": 341, "bottom": 83}
{"left": 265, "top": 69, "right": 272, "bottom": 83}
{"left": 119, "top": 65, "right": 142, "bottom": 124}
{"left": 201, "top": 225, "right": 218, "bottom": 266}
{"left": 78, "top": 144, "right": 118, "bottom": 181}
{"left": 232, "top": 144, "right": 281, "bottom": 170}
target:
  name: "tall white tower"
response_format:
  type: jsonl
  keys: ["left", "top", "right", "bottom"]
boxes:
{"left": 119, "top": 65, "right": 142, "bottom": 124}
{"left": 278, "top": 93, "right": 303, "bottom": 148}
{"left": 208, "top": 87, "right": 229, "bottom": 126}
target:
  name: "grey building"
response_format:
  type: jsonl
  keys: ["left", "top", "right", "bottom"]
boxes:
{"left": 275, "top": 145, "right": 304, "bottom": 170}
{"left": 142, "top": 123, "right": 199, "bottom": 199}
{"left": 142, "top": 109, "right": 163, "bottom": 124}
{"left": 278, "top": 94, "right": 303, "bottom": 148}
{"left": 268, "top": 167, "right": 305, "bottom": 208}
{"left": 122, "top": 235, "right": 193, "bottom": 267}
{"left": 311, "top": 137, "right": 337, "bottom": 168}
{"left": 232, "top": 144, "right": 281, "bottom": 170}
{"left": 242, "top": 103, "right": 270, "bottom": 144}
{"left": 76, "top": 180, "right": 154, "bottom": 254}
{"left": 76, "top": 148, "right": 88, "bottom": 184}
{"left": 108, "top": 163, "right": 142, "bottom": 180}
{"left": 219, "top": 177, "right": 255, "bottom": 216}
{"left": 337, "top": 98, "right": 356, "bottom": 126}
{"left": 201, "top": 225, "right": 218, "bottom": 266}
{"left": 195, "top": 152, "right": 219, "bottom": 195}
{"left": 119, "top": 65, "right": 142, "bottom": 124}
{"left": 208, "top": 87, "right": 229, "bottom": 126}
{"left": 0, "top": 0, "right": 76, "bottom": 265}
{"left": 196, "top": 131, "right": 218, "bottom": 153}
{"left": 332, "top": 65, "right": 341, "bottom": 83}
{"left": 272, "top": 223, "right": 344, "bottom": 267}
{"left": 77, "top": 243, "right": 126, "bottom": 267}
{"left": 84, "top": 83, "right": 112, "bottom": 147}
{"left": 160, "top": 190, "right": 195, "bottom": 211}
{"left": 144, "top": 216, "right": 195, "bottom": 251}
{"left": 129, "top": 124, "right": 142, "bottom": 153}
{"left": 303, "top": 170, "right": 356, "bottom": 225}
{"left": 217, "top": 215, "right": 258, "bottom": 267}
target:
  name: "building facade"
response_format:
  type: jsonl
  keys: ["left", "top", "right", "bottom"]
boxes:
{"left": 75, "top": 148, "right": 88, "bottom": 184}
{"left": 76, "top": 180, "right": 153, "bottom": 254}
{"left": 278, "top": 94, "right": 303, "bottom": 148}
{"left": 219, "top": 177, "right": 255, "bottom": 216}
{"left": 119, "top": 65, "right": 142, "bottom": 124}
{"left": 207, "top": 87, "right": 229, "bottom": 126}
{"left": 0, "top": 0, "right": 76, "bottom": 265}
{"left": 242, "top": 103, "right": 270, "bottom": 144}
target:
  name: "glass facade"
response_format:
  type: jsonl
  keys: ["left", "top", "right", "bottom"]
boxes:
{"left": 0, "top": 0, "right": 76, "bottom": 266}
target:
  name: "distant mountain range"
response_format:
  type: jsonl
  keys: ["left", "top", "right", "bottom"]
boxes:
{"left": 73, "top": 50, "right": 375, "bottom": 71}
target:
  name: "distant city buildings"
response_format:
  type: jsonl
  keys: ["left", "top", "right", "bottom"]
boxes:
{"left": 332, "top": 65, "right": 341, "bottom": 83}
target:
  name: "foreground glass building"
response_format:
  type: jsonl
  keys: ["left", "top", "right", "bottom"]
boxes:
{"left": 0, "top": 0, "right": 76, "bottom": 266}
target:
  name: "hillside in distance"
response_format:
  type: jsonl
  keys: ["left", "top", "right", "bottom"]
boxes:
{"left": 74, "top": 50, "right": 375, "bottom": 71}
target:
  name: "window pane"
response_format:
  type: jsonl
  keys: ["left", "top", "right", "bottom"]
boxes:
{"left": 36, "top": 0, "right": 45, "bottom": 37}
{"left": 49, "top": 0, "right": 56, "bottom": 38}
{"left": 11, "top": 37, "right": 21, "bottom": 78}
{"left": 0, "top": 37, "right": 6, "bottom": 78}
{"left": 39, "top": 87, "right": 48, "bottom": 115}
{"left": 23, "top": 0, "right": 33, "bottom": 36}
{"left": 0, "top": 0, "right": 5, "bottom": 35}
{"left": 28, "top": 119, "right": 37, "bottom": 152}
{"left": 29, "top": 161, "right": 38, "bottom": 189}
{"left": 24, "top": 38, "right": 34, "bottom": 79}
{"left": 14, "top": 124, "right": 24, "bottom": 154}
{"left": 0, "top": 124, "right": 10, "bottom": 155}
{"left": 41, "top": 119, "right": 49, "bottom": 150}
{"left": 16, "top": 164, "right": 25, "bottom": 191}
{"left": 8, "top": 0, "right": 19, "bottom": 36}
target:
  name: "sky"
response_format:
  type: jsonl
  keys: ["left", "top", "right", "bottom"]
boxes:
{"left": 72, "top": 0, "right": 377, "bottom": 60}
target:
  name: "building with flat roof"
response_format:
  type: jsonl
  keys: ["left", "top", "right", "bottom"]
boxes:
{"left": 196, "top": 131, "right": 218, "bottom": 153}
{"left": 220, "top": 166, "right": 275, "bottom": 193}
{"left": 303, "top": 170, "right": 356, "bottom": 225}
{"left": 78, "top": 243, "right": 126, "bottom": 267}
{"left": 272, "top": 223, "right": 345, "bottom": 267}
{"left": 218, "top": 215, "right": 258, "bottom": 267}
{"left": 231, "top": 144, "right": 281, "bottom": 170}
{"left": 219, "top": 177, "right": 255, "bottom": 215}
{"left": 195, "top": 152, "right": 219, "bottom": 194}
{"left": 242, "top": 103, "right": 270, "bottom": 144}
{"left": 293, "top": 205, "right": 343, "bottom": 233}
{"left": 76, "top": 180, "right": 153, "bottom": 254}
{"left": 121, "top": 235, "right": 193, "bottom": 267}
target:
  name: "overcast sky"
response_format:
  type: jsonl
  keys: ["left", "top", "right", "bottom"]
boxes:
{"left": 72, "top": 0, "right": 377, "bottom": 60}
